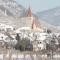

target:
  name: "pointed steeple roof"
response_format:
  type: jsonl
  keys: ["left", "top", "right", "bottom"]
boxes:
{"left": 27, "top": 6, "right": 32, "bottom": 17}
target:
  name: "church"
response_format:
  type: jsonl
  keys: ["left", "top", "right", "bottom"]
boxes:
{"left": 19, "top": 7, "right": 44, "bottom": 32}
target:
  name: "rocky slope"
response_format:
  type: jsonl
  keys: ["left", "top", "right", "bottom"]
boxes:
{"left": 0, "top": 0, "right": 25, "bottom": 17}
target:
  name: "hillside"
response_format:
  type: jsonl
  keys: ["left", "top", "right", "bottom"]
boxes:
{"left": 37, "top": 7, "right": 60, "bottom": 26}
{"left": 0, "top": 0, "right": 25, "bottom": 17}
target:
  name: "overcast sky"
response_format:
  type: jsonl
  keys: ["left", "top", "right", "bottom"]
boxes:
{"left": 16, "top": 0, "right": 60, "bottom": 13}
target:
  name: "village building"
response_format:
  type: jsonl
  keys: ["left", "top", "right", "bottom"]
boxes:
{"left": 33, "top": 40, "right": 46, "bottom": 51}
{"left": 0, "top": 24, "right": 14, "bottom": 33}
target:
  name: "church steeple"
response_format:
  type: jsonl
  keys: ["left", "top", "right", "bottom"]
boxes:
{"left": 27, "top": 6, "right": 32, "bottom": 17}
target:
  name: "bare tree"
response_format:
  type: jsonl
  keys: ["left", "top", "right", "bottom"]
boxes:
{"left": 46, "top": 34, "right": 58, "bottom": 58}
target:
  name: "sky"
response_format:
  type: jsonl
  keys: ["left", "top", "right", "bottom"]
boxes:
{"left": 16, "top": 0, "right": 60, "bottom": 13}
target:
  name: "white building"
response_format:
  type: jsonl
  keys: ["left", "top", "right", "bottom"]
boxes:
{"left": 31, "top": 32, "right": 48, "bottom": 51}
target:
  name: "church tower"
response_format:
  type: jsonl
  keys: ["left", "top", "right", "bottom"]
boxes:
{"left": 27, "top": 6, "right": 37, "bottom": 29}
{"left": 27, "top": 6, "right": 32, "bottom": 17}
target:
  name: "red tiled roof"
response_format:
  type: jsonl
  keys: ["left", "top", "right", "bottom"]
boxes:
{"left": 27, "top": 7, "right": 32, "bottom": 17}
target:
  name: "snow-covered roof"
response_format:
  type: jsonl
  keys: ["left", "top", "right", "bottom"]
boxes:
{"left": 15, "top": 27, "right": 31, "bottom": 33}
{"left": 18, "top": 27, "right": 30, "bottom": 30}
